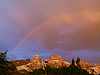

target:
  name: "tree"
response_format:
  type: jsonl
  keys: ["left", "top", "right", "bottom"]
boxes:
{"left": 32, "top": 68, "right": 45, "bottom": 75}
{"left": 0, "top": 50, "right": 17, "bottom": 75}
{"left": 76, "top": 57, "right": 81, "bottom": 68}
{"left": 65, "top": 58, "right": 89, "bottom": 75}
{"left": 0, "top": 50, "right": 9, "bottom": 75}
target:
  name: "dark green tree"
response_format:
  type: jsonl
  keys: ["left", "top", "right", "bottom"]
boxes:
{"left": 0, "top": 51, "right": 17, "bottom": 75}
{"left": 0, "top": 51, "right": 9, "bottom": 75}
{"left": 65, "top": 58, "right": 89, "bottom": 75}
{"left": 32, "top": 68, "right": 45, "bottom": 75}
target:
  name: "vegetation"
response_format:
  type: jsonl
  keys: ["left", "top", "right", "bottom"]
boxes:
{"left": 0, "top": 51, "right": 9, "bottom": 75}
{"left": 32, "top": 68, "right": 45, "bottom": 75}
{"left": 31, "top": 66, "right": 89, "bottom": 75}
{"left": 0, "top": 51, "right": 18, "bottom": 75}
{"left": 45, "top": 66, "right": 89, "bottom": 75}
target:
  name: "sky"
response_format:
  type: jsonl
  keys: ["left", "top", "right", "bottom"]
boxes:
{"left": 0, "top": 0, "right": 100, "bottom": 63}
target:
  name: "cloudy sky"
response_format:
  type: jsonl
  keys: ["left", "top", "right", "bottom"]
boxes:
{"left": 0, "top": 0, "right": 100, "bottom": 63}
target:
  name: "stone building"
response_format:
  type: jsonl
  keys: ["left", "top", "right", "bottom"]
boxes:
{"left": 16, "top": 54, "right": 45, "bottom": 72}
{"left": 47, "top": 54, "right": 70, "bottom": 68}
{"left": 28, "top": 54, "right": 44, "bottom": 70}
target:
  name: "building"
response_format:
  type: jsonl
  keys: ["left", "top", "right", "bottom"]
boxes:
{"left": 47, "top": 54, "right": 70, "bottom": 68}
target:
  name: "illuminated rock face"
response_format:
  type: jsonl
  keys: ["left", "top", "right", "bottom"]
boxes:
{"left": 47, "top": 54, "right": 70, "bottom": 68}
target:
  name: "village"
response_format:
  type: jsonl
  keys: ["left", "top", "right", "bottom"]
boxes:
{"left": 13, "top": 54, "right": 100, "bottom": 75}
{"left": 0, "top": 51, "right": 100, "bottom": 75}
